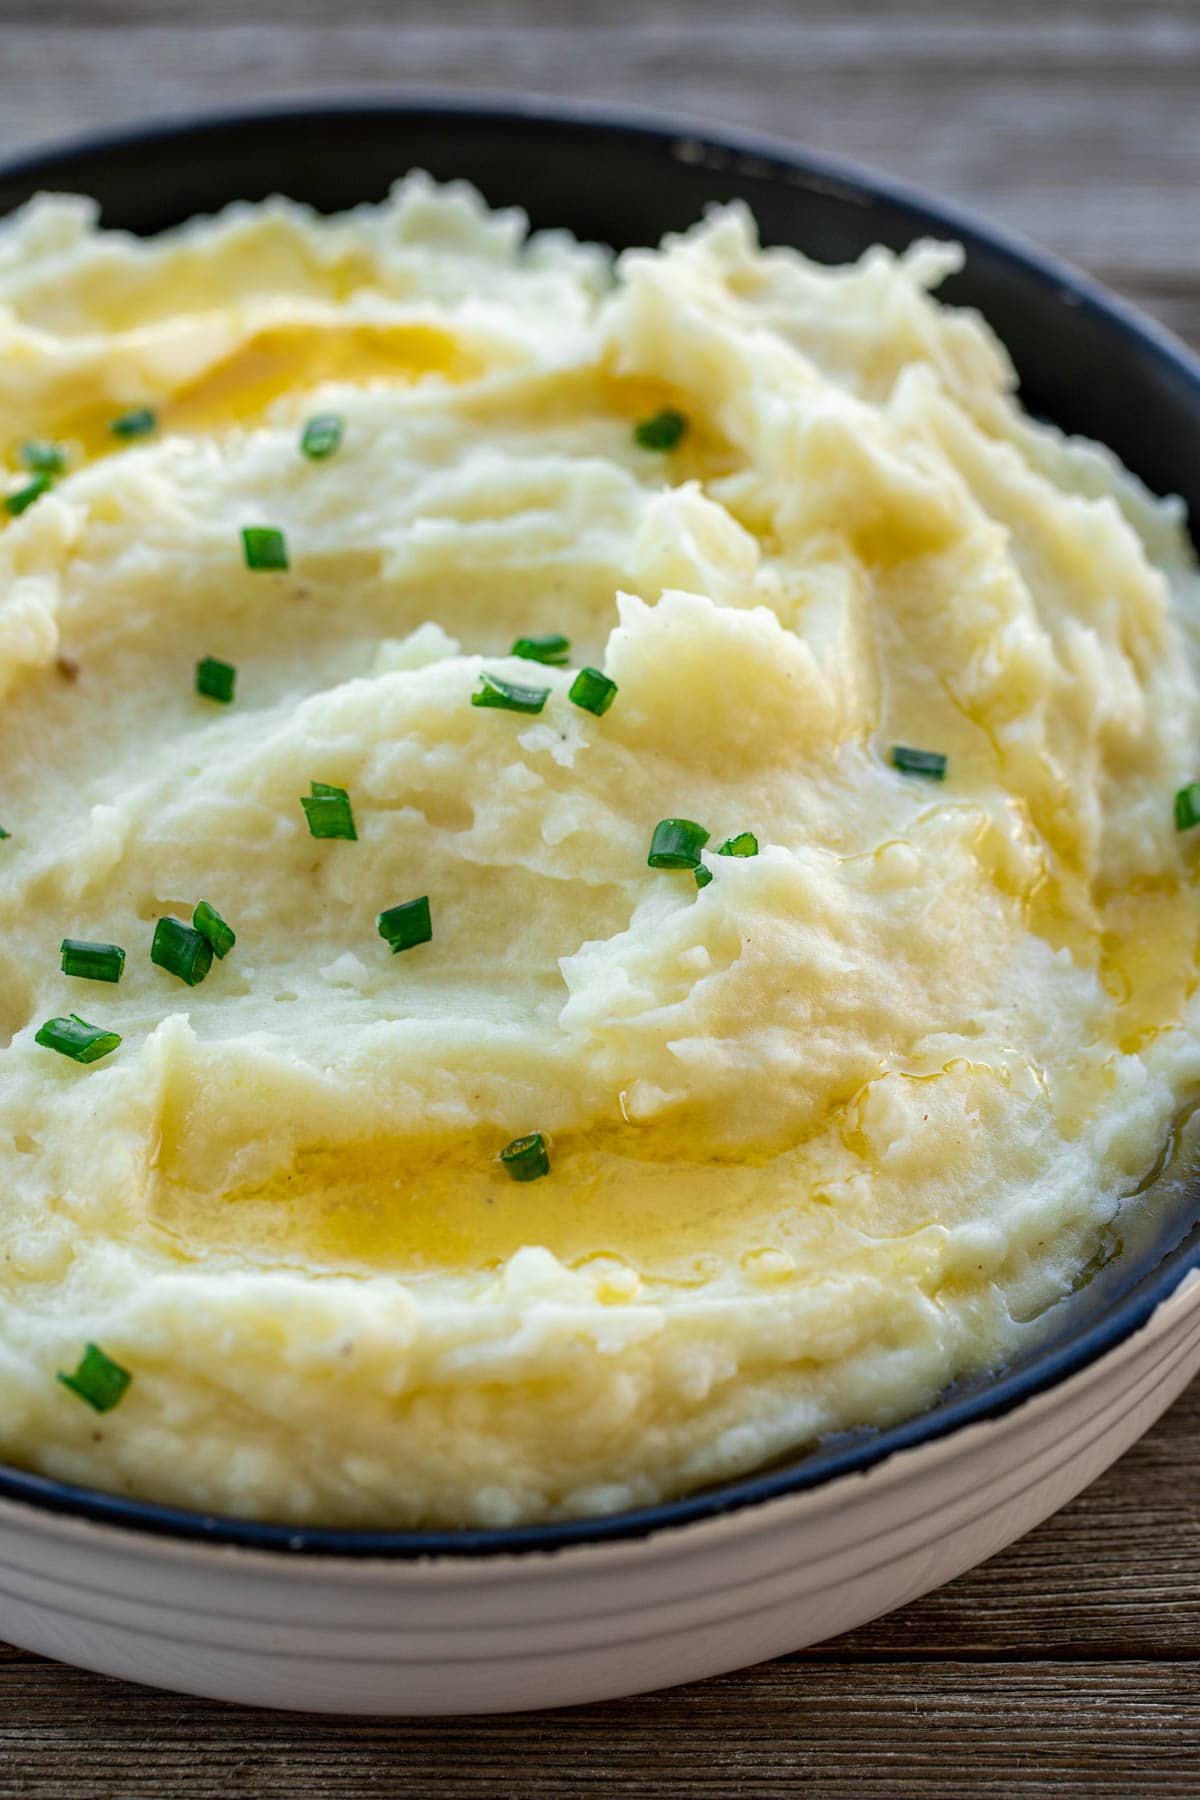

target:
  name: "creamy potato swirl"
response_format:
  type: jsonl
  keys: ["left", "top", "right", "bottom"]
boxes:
{"left": 0, "top": 177, "right": 1197, "bottom": 1526}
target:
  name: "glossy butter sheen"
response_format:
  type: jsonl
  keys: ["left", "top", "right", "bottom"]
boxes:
{"left": 0, "top": 177, "right": 1198, "bottom": 1527}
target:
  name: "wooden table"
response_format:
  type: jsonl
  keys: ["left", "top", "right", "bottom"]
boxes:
{"left": 1, "top": 3, "right": 1198, "bottom": 1791}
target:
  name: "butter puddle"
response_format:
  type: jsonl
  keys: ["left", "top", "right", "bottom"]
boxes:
{"left": 147, "top": 1121, "right": 802, "bottom": 1284}
{"left": 2, "top": 316, "right": 483, "bottom": 481}
{"left": 164, "top": 318, "right": 480, "bottom": 434}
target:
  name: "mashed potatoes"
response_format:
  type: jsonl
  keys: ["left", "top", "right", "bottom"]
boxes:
{"left": 0, "top": 176, "right": 1198, "bottom": 1527}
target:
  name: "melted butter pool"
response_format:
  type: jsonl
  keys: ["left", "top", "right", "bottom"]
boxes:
{"left": 147, "top": 1120, "right": 804, "bottom": 1283}
{"left": 142, "top": 866, "right": 1200, "bottom": 1285}
{"left": 4, "top": 318, "right": 484, "bottom": 469}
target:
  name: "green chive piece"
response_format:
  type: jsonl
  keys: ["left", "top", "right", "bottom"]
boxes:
{"left": 634, "top": 408, "right": 688, "bottom": 451}
{"left": 193, "top": 900, "right": 236, "bottom": 959}
{"left": 301, "top": 781, "right": 357, "bottom": 840}
{"left": 377, "top": 895, "right": 432, "bottom": 955}
{"left": 1175, "top": 783, "right": 1200, "bottom": 832}
{"left": 19, "top": 440, "right": 66, "bottom": 476}
{"left": 471, "top": 671, "right": 549, "bottom": 715}
{"left": 151, "top": 915, "right": 213, "bottom": 987}
{"left": 717, "top": 831, "right": 758, "bottom": 858}
{"left": 569, "top": 667, "right": 618, "bottom": 717}
{"left": 500, "top": 1132, "right": 551, "bottom": 1183}
{"left": 35, "top": 1013, "right": 121, "bottom": 1064}
{"left": 110, "top": 407, "right": 156, "bottom": 440}
{"left": 5, "top": 474, "right": 50, "bottom": 517}
{"left": 195, "top": 655, "right": 236, "bottom": 704}
{"left": 241, "top": 526, "right": 289, "bottom": 571}
{"left": 57, "top": 1343, "right": 131, "bottom": 1413}
{"left": 60, "top": 939, "right": 125, "bottom": 984}
{"left": 648, "top": 818, "right": 710, "bottom": 870}
{"left": 300, "top": 413, "right": 345, "bottom": 460}
{"left": 695, "top": 864, "right": 714, "bottom": 890}
{"left": 0, "top": 826, "right": 9, "bottom": 840}
{"left": 891, "top": 745, "right": 947, "bottom": 780}
{"left": 511, "top": 632, "right": 571, "bottom": 666}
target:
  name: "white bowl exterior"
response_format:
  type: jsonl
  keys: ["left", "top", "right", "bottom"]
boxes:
{"left": 0, "top": 1267, "right": 1197, "bottom": 1714}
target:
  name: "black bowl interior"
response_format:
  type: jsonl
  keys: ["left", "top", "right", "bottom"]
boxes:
{"left": 1, "top": 97, "right": 1199, "bottom": 1558}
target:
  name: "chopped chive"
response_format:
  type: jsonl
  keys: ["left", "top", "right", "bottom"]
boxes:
{"left": 60, "top": 939, "right": 125, "bottom": 984}
{"left": 717, "top": 831, "right": 758, "bottom": 858}
{"left": 193, "top": 900, "right": 236, "bottom": 959}
{"left": 35, "top": 1013, "right": 121, "bottom": 1064}
{"left": 1175, "top": 783, "right": 1200, "bottom": 832}
{"left": 110, "top": 407, "right": 156, "bottom": 439}
{"left": 300, "top": 412, "right": 345, "bottom": 460}
{"left": 301, "top": 781, "right": 357, "bottom": 840}
{"left": 0, "top": 826, "right": 9, "bottom": 840}
{"left": 471, "top": 671, "right": 549, "bottom": 715}
{"left": 19, "top": 440, "right": 66, "bottom": 476}
{"left": 5, "top": 474, "right": 49, "bottom": 517}
{"left": 195, "top": 655, "right": 236, "bottom": 704}
{"left": 891, "top": 745, "right": 947, "bottom": 780}
{"left": 377, "top": 895, "right": 432, "bottom": 955}
{"left": 241, "top": 525, "right": 288, "bottom": 571}
{"left": 151, "top": 915, "right": 213, "bottom": 986}
{"left": 634, "top": 408, "right": 688, "bottom": 451}
{"left": 648, "top": 817, "right": 710, "bottom": 870}
{"left": 569, "top": 667, "right": 618, "bottom": 717}
{"left": 694, "top": 864, "right": 714, "bottom": 889}
{"left": 500, "top": 1132, "right": 551, "bottom": 1182}
{"left": 57, "top": 1343, "right": 131, "bottom": 1413}
{"left": 511, "top": 632, "right": 571, "bottom": 666}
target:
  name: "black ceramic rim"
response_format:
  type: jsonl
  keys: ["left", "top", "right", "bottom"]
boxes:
{"left": 2, "top": 94, "right": 1200, "bottom": 1560}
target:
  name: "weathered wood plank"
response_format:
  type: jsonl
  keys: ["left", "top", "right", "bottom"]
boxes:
{"left": 7, "top": 0, "right": 1200, "bottom": 37}
{"left": 0, "top": 8, "right": 1197, "bottom": 300}
{"left": 0, "top": 1661, "right": 1195, "bottom": 1798}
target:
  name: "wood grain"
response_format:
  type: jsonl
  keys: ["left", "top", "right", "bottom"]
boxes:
{"left": 1, "top": 2, "right": 1198, "bottom": 1793}
{"left": 1, "top": 0, "right": 1198, "bottom": 341}
{"left": 0, "top": 1663, "right": 1197, "bottom": 1799}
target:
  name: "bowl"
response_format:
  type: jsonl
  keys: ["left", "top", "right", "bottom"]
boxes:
{"left": 2, "top": 95, "right": 1200, "bottom": 1715}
